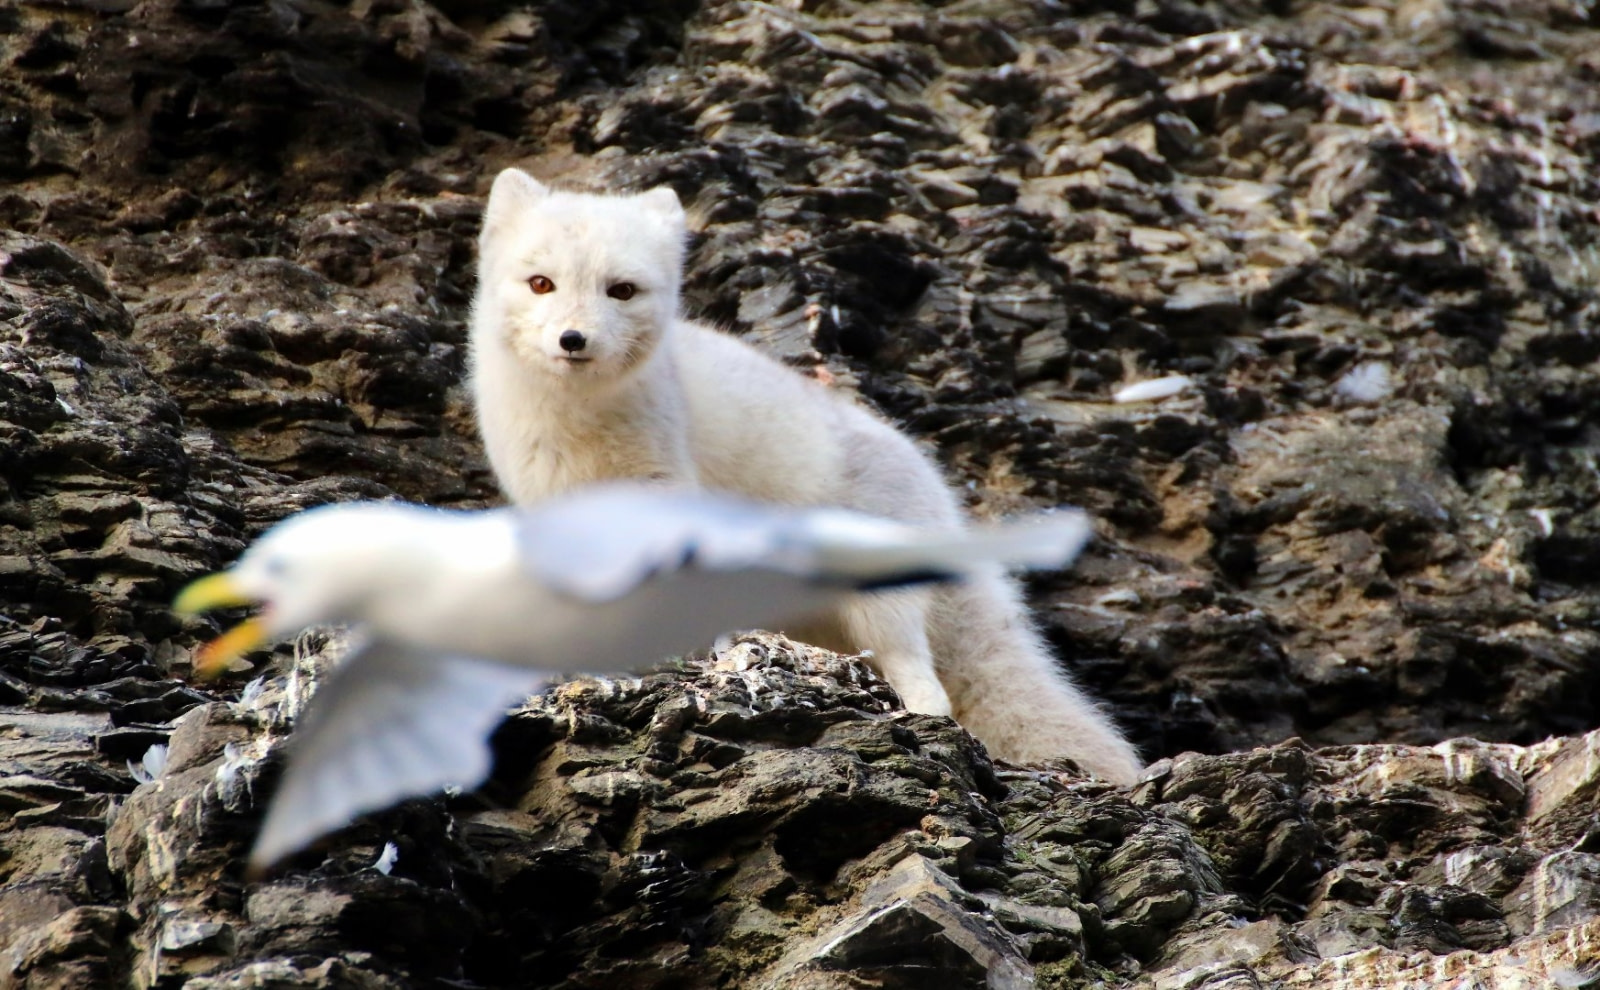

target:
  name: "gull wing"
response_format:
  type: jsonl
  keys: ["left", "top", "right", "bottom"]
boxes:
{"left": 803, "top": 507, "right": 1094, "bottom": 587}
{"left": 249, "top": 635, "right": 543, "bottom": 871}
{"left": 513, "top": 486, "right": 903, "bottom": 601}
{"left": 516, "top": 484, "right": 1095, "bottom": 603}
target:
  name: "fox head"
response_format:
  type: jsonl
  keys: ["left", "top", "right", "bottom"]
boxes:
{"left": 473, "top": 168, "right": 686, "bottom": 384}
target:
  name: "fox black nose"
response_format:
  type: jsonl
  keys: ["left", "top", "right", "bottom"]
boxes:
{"left": 558, "top": 330, "right": 587, "bottom": 353}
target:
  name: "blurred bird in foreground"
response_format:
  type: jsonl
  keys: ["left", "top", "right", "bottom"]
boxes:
{"left": 175, "top": 485, "right": 1094, "bottom": 872}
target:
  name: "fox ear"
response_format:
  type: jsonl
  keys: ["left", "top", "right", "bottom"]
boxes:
{"left": 637, "top": 186, "right": 685, "bottom": 227}
{"left": 481, "top": 169, "right": 550, "bottom": 247}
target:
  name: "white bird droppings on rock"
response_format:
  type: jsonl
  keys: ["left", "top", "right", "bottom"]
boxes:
{"left": 1113, "top": 375, "right": 1194, "bottom": 403}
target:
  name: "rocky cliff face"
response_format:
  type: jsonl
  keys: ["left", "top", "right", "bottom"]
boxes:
{"left": 2, "top": 0, "right": 1598, "bottom": 987}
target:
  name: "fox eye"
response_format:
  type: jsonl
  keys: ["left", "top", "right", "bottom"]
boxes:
{"left": 607, "top": 282, "right": 637, "bottom": 301}
{"left": 529, "top": 275, "right": 555, "bottom": 295}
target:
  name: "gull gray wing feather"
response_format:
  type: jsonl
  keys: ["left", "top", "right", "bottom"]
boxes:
{"left": 250, "top": 635, "right": 543, "bottom": 871}
{"left": 518, "top": 483, "right": 1094, "bottom": 601}
{"left": 516, "top": 484, "right": 1096, "bottom": 604}
{"left": 807, "top": 507, "right": 1096, "bottom": 585}
{"left": 514, "top": 485, "right": 911, "bottom": 602}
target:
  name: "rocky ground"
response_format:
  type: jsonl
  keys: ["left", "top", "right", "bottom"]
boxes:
{"left": 2, "top": 0, "right": 1599, "bottom": 986}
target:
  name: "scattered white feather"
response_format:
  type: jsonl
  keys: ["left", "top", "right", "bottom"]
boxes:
{"left": 372, "top": 841, "right": 399, "bottom": 875}
{"left": 1335, "top": 361, "right": 1392, "bottom": 404}
{"left": 235, "top": 676, "right": 267, "bottom": 712}
{"left": 1529, "top": 508, "right": 1554, "bottom": 538}
{"left": 128, "top": 743, "right": 169, "bottom": 785}
{"left": 1553, "top": 966, "right": 1598, "bottom": 989}
{"left": 212, "top": 742, "right": 258, "bottom": 811}
{"left": 1113, "top": 375, "right": 1193, "bottom": 404}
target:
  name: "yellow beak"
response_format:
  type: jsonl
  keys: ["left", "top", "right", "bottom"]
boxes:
{"left": 174, "top": 572, "right": 254, "bottom": 615}
{"left": 174, "top": 572, "right": 268, "bottom": 680}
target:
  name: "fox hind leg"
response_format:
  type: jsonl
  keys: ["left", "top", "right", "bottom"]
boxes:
{"left": 837, "top": 590, "right": 953, "bottom": 717}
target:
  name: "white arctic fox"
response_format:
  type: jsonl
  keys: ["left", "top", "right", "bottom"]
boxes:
{"left": 468, "top": 167, "right": 1142, "bottom": 783}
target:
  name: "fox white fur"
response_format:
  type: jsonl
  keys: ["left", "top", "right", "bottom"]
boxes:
{"left": 468, "top": 167, "right": 1142, "bottom": 783}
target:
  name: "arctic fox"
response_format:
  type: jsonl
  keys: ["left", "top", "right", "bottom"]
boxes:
{"left": 468, "top": 167, "right": 1142, "bottom": 784}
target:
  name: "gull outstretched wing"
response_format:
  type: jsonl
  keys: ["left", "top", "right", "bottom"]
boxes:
{"left": 803, "top": 507, "right": 1094, "bottom": 587}
{"left": 515, "top": 485, "right": 1094, "bottom": 603}
{"left": 513, "top": 487, "right": 862, "bottom": 601}
{"left": 250, "top": 635, "right": 543, "bottom": 871}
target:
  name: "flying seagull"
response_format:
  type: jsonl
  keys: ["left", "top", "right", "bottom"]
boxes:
{"left": 175, "top": 484, "right": 1094, "bottom": 872}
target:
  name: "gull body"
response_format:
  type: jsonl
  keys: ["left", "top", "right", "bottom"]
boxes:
{"left": 237, "top": 506, "right": 825, "bottom": 672}
{"left": 176, "top": 485, "right": 1098, "bottom": 871}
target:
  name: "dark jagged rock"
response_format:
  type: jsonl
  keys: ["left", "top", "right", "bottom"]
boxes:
{"left": 2, "top": 0, "right": 1599, "bottom": 985}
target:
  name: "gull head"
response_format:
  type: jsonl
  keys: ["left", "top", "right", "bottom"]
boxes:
{"left": 174, "top": 502, "right": 468, "bottom": 678}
